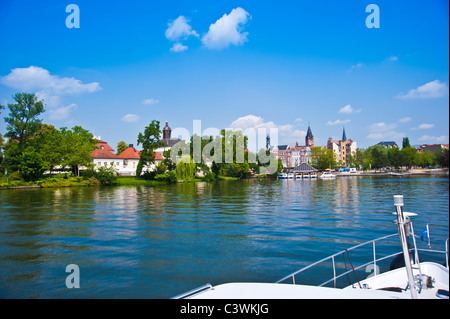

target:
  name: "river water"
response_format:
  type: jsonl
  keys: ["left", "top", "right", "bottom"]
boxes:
{"left": 0, "top": 175, "right": 448, "bottom": 298}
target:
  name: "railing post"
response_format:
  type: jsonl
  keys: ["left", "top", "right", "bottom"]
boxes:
{"left": 373, "top": 241, "right": 377, "bottom": 277}
{"left": 332, "top": 256, "right": 336, "bottom": 288}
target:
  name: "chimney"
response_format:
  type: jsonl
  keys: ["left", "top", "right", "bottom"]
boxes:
{"left": 129, "top": 144, "right": 133, "bottom": 148}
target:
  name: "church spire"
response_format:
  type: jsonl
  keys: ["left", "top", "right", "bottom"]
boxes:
{"left": 305, "top": 122, "right": 314, "bottom": 147}
{"left": 342, "top": 126, "right": 347, "bottom": 141}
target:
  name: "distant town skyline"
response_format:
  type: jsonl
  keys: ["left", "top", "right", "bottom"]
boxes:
{"left": 0, "top": 1, "right": 448, "bottom": 150}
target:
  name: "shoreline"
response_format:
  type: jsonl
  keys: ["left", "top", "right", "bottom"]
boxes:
{"left": 334, "top": 168, "right": 449, "bottom": 177}
{"left": 1, "top": 168, "right": 448, "bottom": 190}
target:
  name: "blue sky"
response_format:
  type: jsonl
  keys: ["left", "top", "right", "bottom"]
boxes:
{"left": 0, "top": 0, "right": 448, "bottom": 150}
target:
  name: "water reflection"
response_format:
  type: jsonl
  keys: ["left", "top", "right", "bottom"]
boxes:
{"left": 0, "top": 176, "right": 448, "bottom": 298}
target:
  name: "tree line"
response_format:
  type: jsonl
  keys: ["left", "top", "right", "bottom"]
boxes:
{"left": 310, "top": 143, "right": 449, "bottom": 171}
{"left": 133, "top": 121, "right": 283, "bottom": 182}
{"left": 0, "top": 93, "right": 283, "bottom": 184}
{"left": 0, "top": 93, "right": 102, "bottom": 183}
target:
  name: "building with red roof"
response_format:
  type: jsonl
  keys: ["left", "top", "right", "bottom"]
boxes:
{"left": 90, "top": 141, "right": 164, "bottom": 176}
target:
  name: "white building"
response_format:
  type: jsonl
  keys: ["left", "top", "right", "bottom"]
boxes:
{"left": 90, "top": 141, "right": 163, "bottom": 176}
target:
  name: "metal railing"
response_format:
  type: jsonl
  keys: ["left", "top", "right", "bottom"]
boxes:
{"left": 276, "top": 233, "right": 449, "bottom": 288}
{"left": 172, "top": 283, "right": 213, "bottom": 299}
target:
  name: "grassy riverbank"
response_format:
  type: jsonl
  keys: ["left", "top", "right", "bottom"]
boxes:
{"left": 0, "top": 174, "right": 243, "bottom": 190}
{"left": 0, "top": 176, "right": 101, "bottom": 189}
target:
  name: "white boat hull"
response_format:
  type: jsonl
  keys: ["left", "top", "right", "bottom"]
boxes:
{"left": 186, "top": 262, "right": 448, "bottom": 299}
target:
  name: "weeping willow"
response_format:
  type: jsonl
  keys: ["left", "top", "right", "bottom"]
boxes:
{"left": 175, "top": 155, "right": 196, "bottom": 181}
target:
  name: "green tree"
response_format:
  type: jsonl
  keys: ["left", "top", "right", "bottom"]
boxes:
{"left": 3, "top": 93, "right": 45, "bottom": 147}
{"left": 0, "top": 133, "right": 4, "bottom": 172}
{"left": 310, "top": 147, "right": 336, "bottom": 170}
{"left": 116, "top": 141, "right": 128, "bottom": 155}
{"left": 60, "top": 126, "right": 97, "bottom": 176}
{"left": 176, "top": 155, "right": 196, "bottom": 181}
{"left": 370, "top": 147, "right": 389, "bottom": 170}
{"left": 136, "top": 120, "right": 165, "bottom": 176}
{"left": 162, "top": 149, "right": 176, "bottom": 171}
{"left": 36, "top": 124, "right": 63, "bottom": 175}
{"left": 435, "top": 148, "right": 449, "bottom": 168}
{"left": 402, "top": 137, "right": 411, "bottom": 149}
{"left": 388, "top": 147, "right": 406, "bottom": 170}
{"left": 400, "top": 146, "right": 418, "bottom": 169}
{"left": 417, "top": 151, "right": 436, "bottom": 168}
{"left": 18, "top": 146, "right": 45, "bottom": 181}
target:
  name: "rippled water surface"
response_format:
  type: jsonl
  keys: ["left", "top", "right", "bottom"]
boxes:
{"left": 0, "top": 176, "right": 448, "bottom": 298}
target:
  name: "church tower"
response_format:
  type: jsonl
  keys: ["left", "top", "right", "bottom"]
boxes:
{"left": 162, "top": 121, "right": 171, "bottom": 140}
{"left": 305, "top": 122, "right": 314, "bottom": 147}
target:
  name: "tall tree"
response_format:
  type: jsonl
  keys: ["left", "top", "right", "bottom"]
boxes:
{"left": 60, "top": 126, "right": 97, "bottom": 176}
{"left": 370, "top": 147, "right": 389, "bottom": 170}
{"left": 116, "top": 141, "right": 128, "bottom": 155}
{"left": 136, "top": 120, "right": 164, "bottom": 176}
{"left": 3, "top": 93, "right": 45, "bottom": 147}
{"left": 38, "top": 125, "right": 63, "bottom": 175}
{"left": 402, "top": 137, "right": 411, "bottom": 149}
{"left": 435, "top": 148, "right": 449, "bottom": 168}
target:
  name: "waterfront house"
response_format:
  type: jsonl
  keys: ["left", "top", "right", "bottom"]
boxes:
{"left": 292, "top": 162, "right": 318, "bottom": 177}
{"left": 376, "top": 141, "right": 398, "bottom": 148}
{"left": 327, "top": 127, "right": 357, "bottom": 165}
{"left": 276, "top": 123, "right": 315, "bottom": 168}
{"left": 117, "top": 144, "right": 164, "bottom": 176}
{"left": 91, "top": 140, "right": 122, "bottom": 169}
{"left": 90, "top": 140, "right": 164, "bottom": 176}
{"left": 419, "top": 143, "right": 449, "bottom": 154}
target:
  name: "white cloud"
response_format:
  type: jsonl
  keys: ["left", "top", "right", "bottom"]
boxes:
{"left": 295, "top": 117, "right": 303, "bottom": 122}
{"left": 338, "top": 104, "right": 361, "bottom": 114}
{"left": 418, "top": 135, "right": 448, "bottom": 143}
{"left": 326, "top": 119, "right": 351, "bottom": 126}
{"left": 48, "top": 104, "right": 77, "bottom": 120}
{"left": 202, "top": 7, "right": 250, "bottom": 50}
{"left": 1, "top": 66, "right": 101, "bottom": 95}
{"left": 170, "top": 42, "right": 188, "bottom": 52}
{"left": 398, "top": 117, "right": 412, "bottom": 123}
{"left": 367, "top": 122, "right": 404, "bottom": 140}
{"left": 142, "top": 98, "right": 159, "bottom": 105}
{"left": 388, "top": 56, "right": 398, "bottom": 61}
{"left": 396, "top": 80, "right": 449, "bottom": 99}
{"left": 412, "top": 123, "right": 435, "bottom": 130}
{"left": 165, "top": 16, "right": 199, "bottom": 42}
{"left": 121, "top": 114, "right": 140, "bottom": 122}
{"left": 418, "top": 123, "right": 434, "bottom": 130}
{"left": 0, "top": 66, "right": 101, "bottom": 120}
{"left": 229, "top": 114, "right": 306, "bottom": 150}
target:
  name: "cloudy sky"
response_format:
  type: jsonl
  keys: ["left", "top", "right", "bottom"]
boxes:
{"left": 0, "top": 0, "right": 448, "bottom": 150}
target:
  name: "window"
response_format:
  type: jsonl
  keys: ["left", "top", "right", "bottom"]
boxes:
{"left": 104, "top": 162, "right": 107, "bottom": 166}
{"left": 97, "top": 162, "right": 101, "bottom": 167}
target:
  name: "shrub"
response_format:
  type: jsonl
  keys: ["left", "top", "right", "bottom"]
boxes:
{"left": 154, "top": 171, "right": 177, "bottom": 183}
{"left": 202, "top": 172, "right": 217, "bottom": 182}
{"left": 95, "top": 166, "right": 118, "bottom": 185}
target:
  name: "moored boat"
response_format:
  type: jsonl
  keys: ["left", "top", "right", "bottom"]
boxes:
{"left": 319, "top": 172, "right": 336, "bottom": 179}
